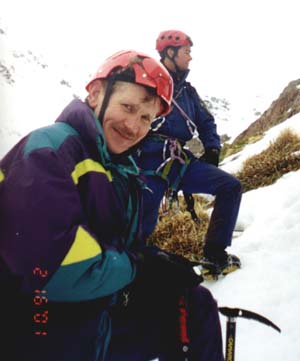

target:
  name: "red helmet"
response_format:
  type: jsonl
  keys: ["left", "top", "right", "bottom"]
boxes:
{"left": 156, "top": 30, "right": 193, "bottom": 52}
{"left": 85, "top": 50, "right": 173, "bottom": 117}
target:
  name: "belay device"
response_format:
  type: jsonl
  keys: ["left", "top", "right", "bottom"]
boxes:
{"left": 218, "top": 307, "right": 281, "bottom": 361}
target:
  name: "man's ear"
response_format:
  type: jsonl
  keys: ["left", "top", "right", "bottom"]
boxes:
{"left": 166, "top": 48, "right": 175, "bottom": 58}
{"left": 87, "top": 80, "right": 103, "bottom": 108}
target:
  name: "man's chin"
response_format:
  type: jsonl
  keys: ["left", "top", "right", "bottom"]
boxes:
{"left": 107, "top": 144, "right": 131, "bottom": 155}
{"left": 107, "top": 137, "right": 142, "bottom": 155}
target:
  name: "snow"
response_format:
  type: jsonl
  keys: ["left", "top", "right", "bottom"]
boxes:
{"left": 0, "top": 23, "right": 86, "bottom": 159}
{"left": 201, "top": 117, "right": 300, "bottom": 360}
{"left": 210, "top": 169, "right": 300, "bottom": 361}
{"left": 2, "top": 12, "right": 300, "bottom": 361}
{"left": 202, "top": 114, "right": 300, "bottom": 361}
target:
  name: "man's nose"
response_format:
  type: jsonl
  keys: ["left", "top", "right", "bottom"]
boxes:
{"left": 123, "top": 115, "right": 141, "bottom": 134}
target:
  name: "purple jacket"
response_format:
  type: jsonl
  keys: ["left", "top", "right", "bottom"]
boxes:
{"left": 0, "top": 99, "right": 143, "bottom": 302}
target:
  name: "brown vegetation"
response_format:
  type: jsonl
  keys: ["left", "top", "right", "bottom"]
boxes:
{"left": 235, "top": 129, "right": 300, "bottom": 192}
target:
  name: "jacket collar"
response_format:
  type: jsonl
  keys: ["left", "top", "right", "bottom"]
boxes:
{"left": 55, "top": 99, "right": 140, "bottom": 178}
{"left": 168, "top": 69, "right": 190, "bottom": 96}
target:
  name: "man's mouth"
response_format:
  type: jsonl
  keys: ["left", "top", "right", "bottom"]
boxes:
{"left": 113, "top": 126, "right": 136, "bottom": 141}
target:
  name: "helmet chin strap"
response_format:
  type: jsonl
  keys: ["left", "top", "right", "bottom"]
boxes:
{"left": 97, "top": 77, "right": 115, "bottom": 124}
{"left": 165, "top": 48, "right": 185, "bottom": 78}
{"left": 172, "top": 59, "right": 182, "bottom": 75}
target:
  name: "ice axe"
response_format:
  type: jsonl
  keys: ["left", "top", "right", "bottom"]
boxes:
{"left": 218, "top": 307, "right": 281, "bottom": 361}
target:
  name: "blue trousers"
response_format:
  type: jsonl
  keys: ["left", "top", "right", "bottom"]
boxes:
{"left": 106, "top": 285, "right": 224, "bottom": 361}
{"left": 140, "top": 158, "right": 242, "bottom": 249}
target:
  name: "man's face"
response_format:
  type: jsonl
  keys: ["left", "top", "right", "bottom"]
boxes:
{"left": 99, "top": 81, "right": 161, "bottom": 154}
{"left": 175, "top": 45, "right": 192, "bottom": 71}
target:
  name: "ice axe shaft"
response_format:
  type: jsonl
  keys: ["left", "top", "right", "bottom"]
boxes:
{"left": 224, "top": 317, "right": 236, "bottom": 361}
{"left": 218, "top": 307, "right": 281, "bottom": 361}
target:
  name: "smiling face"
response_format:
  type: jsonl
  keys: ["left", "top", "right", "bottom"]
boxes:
{"left": 88, "top": 80, "right": 161, "bottom": 154}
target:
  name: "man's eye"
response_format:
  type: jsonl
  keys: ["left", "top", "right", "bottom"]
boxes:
{"left": 141, "top": 115, "right": 151, "bottom": 124}
{"left": 122, "top": 104, "right": 133, "bottom": 112}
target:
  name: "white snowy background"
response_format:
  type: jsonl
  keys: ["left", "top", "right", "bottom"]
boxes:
{"left": 1, "top": 2, "right": 300, "bottom": 360}
{"left": 211, "top": 113, "right": 300, "bottom": 361}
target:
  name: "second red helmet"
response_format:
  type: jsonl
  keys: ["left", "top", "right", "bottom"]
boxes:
{"left": 156, "top": 30, "right": 193, "bottom": 53}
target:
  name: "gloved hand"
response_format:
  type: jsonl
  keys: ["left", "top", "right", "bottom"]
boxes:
{"left": 200, "top": 148, "right": 220, "bottom": 166}
{"left": 134, "top": 246, "right": 203, "bottom": 293}
{"left": 114, "top": 247, "right": 201, "bottom": 323}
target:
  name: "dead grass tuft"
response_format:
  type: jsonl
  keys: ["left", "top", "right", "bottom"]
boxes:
{"left": 235, "top": 129, "right": 300, "bottom": 192}
{"left": 148, "top": 195, "right": 210, "bottom": 261}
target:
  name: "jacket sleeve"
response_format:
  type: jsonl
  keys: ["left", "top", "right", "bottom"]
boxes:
{"left": 189, "top": 85, "right": 221, "bottom": 150}
{"left": 0, "top": 146, "right": 136, "bottom": 302}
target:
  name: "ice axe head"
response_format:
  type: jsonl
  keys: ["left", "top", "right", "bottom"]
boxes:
{"left": 218, "top": 307, "right": 281, "bottom": 333}
{"left": 218, "top": 307, "right": 281, "bottom": 361}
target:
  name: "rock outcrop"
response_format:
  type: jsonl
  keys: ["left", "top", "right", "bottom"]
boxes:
{"left": 232, "top": 79, "right": 300, "bottom": 146}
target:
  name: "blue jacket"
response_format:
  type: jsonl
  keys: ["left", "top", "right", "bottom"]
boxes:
{"left": 135, "top": 70, "right": 221, "bottom": 188}
{"left": 150, "top": 70, "right": 220, "bottom": 148}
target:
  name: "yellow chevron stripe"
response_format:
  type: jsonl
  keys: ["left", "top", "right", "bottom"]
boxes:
{"left": 0, "top": 168, "right": 4, "bottom": 182}
{"left": 71, "top": 159, "right": 112, "bottom": 185}
{"left": 61, "top": 226, "right": 102, "bottom": 265}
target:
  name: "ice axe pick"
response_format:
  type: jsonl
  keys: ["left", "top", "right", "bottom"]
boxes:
{"left": 218, "top": 307, "right": 281, "bottom": 361}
